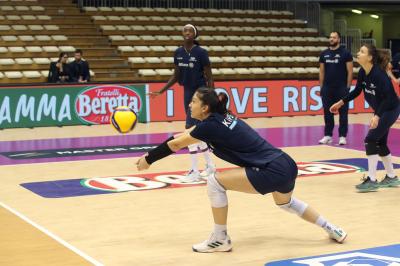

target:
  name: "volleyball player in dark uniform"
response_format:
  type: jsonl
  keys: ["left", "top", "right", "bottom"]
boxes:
{"left": 319, "top": 31, "right": 353, "bottom": 145}
{"left": 148, "top": 24, "right": 215, "bottom": 182}
{"left": 330, "top": 44, "right": 400, "bottom": 192}
{"left": 137, "top": 88, "right": 347, "bottom": 253}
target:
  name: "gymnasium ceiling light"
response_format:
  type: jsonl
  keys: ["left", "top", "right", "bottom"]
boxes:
{"left": 370, "top": 14, "right": 379, "bottom": 19}
{"left": 351, "top": 9, "right": 362, "bottom": 14}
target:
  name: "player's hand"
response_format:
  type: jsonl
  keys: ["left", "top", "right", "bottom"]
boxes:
{"left": 370, "top": 115, "right": 379, "bottom": 129}
{"left": 136, "top": 155, "right": 150, "bottom": 171}
{"left": 329, "top": 100, "right": 344, "bottom": 114}
{"left": 147, "top": 91, "right": 162, "bottom": 98}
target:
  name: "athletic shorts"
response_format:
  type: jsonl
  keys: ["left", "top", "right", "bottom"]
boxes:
{"left": 245, "top": 152, "right": 298, "bottom": 195}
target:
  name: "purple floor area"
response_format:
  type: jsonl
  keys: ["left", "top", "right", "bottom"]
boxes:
{"left": 0, "top": 124, "right": 399, "bottom": 165}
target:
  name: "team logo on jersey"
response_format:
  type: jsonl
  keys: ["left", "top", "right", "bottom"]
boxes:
{"left": 19, "top": 158, "right": 391, "bottom": 198}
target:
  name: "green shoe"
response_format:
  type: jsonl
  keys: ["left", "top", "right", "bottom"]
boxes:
{"left": 356, "top": 176, "right": 379, "bottom": 192}
{"left": 379, "top": 175, "right": 400, "bottom": 188}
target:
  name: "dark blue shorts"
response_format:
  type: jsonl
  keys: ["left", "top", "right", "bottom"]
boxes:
{"left": 245, "top": 153, "right": 298, "bottom": 195}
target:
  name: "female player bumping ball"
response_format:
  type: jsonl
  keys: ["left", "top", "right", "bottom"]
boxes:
{"left": 136, "top": 87, "right": 347, "bottom": 253}
{"left": 330, "top": 44, "right": 400, "bottom": 192}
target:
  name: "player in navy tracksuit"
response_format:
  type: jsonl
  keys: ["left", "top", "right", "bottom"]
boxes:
{"left": 148, "top": 24, "right": 215, "bottom": 182}
{"left": 330, "top": 44, "right": 400, "bottom": 192}
{"left": 137, "top": 88, "right": 347, "bottom": 253}
{"left": 319, "top": 31, "right": 353, "bottom": 145}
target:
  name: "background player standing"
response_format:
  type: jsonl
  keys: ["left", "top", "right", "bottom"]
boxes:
{"left": 148, "top": 24, "right": 215, "bottom": 182}
{"left": 319, "top": 31, "right": 353, "bottom": 145}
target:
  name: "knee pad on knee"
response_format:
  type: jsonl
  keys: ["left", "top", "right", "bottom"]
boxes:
{"left": 378, "top": 144, "right": 390, "bottom": 157}
{"left": 198, "top": 141, "right": 208, "bottom": 152}
{"left": 188, "top": 144, "right": 198, "bottom": 153}
{"left": 207, "top": 173, "right": 227, "bottom": 208}
{"left": 278, "top": 197, "right": 308, "bottom": 217}
{"left": 364, "top": 141, "right": 379, "bottom": 155}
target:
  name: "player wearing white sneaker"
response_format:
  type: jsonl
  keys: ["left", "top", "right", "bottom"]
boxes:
{"left": 319, "top": 31, "right": 353, "bottom": 146}
{"left": 136, "top": 88, "right": 347, "bottom": 252}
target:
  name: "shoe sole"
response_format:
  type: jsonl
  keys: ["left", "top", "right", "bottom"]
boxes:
{"left": 192, "top": 247, "right": 232, "bottom": 253}
{"left": 356, "top": 187, "right": 379, "bottom": 193}
{"left": 379, "top": 183, "right": 400, "bottom": 188}
{"left": 332, "top": 232, "right": 347, "bottom": 244}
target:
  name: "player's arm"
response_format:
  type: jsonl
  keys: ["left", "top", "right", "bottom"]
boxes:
{"left": 319, "top": 62, "right": 325, "bottom": 87}
{"left": 136, "top": 131, "right": 200, "bottom": 170}
{"left": 346, "top": 60, "right": 353, "bottom": 88}
{"left": 204, "top": 65, "right": 214, "bottom": 89}
{"left": 148, "top": 66, "right": 180, "bottom": 97}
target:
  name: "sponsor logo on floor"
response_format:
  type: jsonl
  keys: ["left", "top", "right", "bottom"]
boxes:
{"left": 20, "top": 158, "right": 399, "bottom": 198}
{"left": 265, "top": 244, "right": 400, "bottom": 265}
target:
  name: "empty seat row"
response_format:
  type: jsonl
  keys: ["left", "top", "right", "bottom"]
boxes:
{"left": 0, "top": 46, "right": 75, "bottom": 53}
{"left": 1, "top": 35, "right": 68, "bottom": 42}
{"left": 117, "top": 45, "right": 326, "bottom": 53}
{"left": 0, "top": 15, "right": 51, "bottom": 20}
{"left": 92, "top": 15, "right": 304, "bottom": 25}
{"left": 128, "top": 56, "right": 319, "bottom": 64}
{"left": 0, "top": 5, "right": 44, "bottom": 11}
{"left": 0, "top": 25, "right": 59, "bottom": 31}
{"left": 138, "top": 67, "right": 320, "bottom": 77}
{"left": 84, "top": 6, "right": 292, "bottom": 16}
{"left": 101, "top": 25, "right": 317, "bottom": 34}
{"left": 0, "top": 70, "right": 95, "bottom": 79}
{"left": 0, "top": 56, "right": 78, "bottom": 65}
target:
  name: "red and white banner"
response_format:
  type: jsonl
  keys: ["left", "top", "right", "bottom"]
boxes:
{"left": 148, "top": 80, "right": 372, "bottom": 122}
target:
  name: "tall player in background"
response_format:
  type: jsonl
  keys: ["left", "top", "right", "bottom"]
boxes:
{"left": 330, "top": 44, "right": 400, "bottom": 192}
{"left": 319, "top": 31, "right": 353, "bottom": 145}
{"left": 148, "top": 24, "right": 215, "bottom": 182}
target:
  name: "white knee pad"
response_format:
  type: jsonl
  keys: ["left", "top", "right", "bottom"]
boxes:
{"left": 207, "top": 173, "right": 228, "bottom": 208}
{"left": 278, "top": 197, "right": 308, "bottom": 217}
{"left": 198, "top": 141, "right": 208, "bottom": 151}
{"left": 188, "top": 144, "right": 198, "bottom": 153}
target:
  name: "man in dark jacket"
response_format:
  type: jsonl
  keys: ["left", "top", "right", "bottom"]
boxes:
{"left": 69, "top": 49, "right": 90, "bottom": 83}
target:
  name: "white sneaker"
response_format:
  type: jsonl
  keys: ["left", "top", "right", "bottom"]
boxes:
{"left": 339, "top": 137, "right": 347, "bottom": 145}
{"left": 200, "top": 164, "right": 216, "bottom": 179}
{"left": 180, "top": 169, "right": 201, "bottom": 183}
{"left": 326, "top": 225, "right": 347, "bottom": 243}
{"left": 319, "top": 136, "right": 332, "bottom": 144}
{"left": 192, "top": 233, "right": 232, "bottom": 253}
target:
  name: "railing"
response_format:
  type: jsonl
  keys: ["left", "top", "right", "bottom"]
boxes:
{"left": 76, "top": 0, "right": 321, "bottom": 33}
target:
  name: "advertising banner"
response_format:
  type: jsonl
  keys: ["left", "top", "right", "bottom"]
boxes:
{"left": 0, "top": 84, "right": 148, "bottom": 129}
{"left": 148, "top": 80, "right": 372, "bottom": 121}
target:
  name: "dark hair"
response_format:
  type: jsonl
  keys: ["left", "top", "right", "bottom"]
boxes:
{"left": 331, "top": 31, "right": 341, "bottom": 39}
{"left": 75, "top": 49, "right": 83, "bottom": 55}
{"left": 58, "top": 52, "right": 68, "bottom": 62}
{"left": 196, "top": 87, "right": 228, "bottom": 115}
{"left": 363, "top": 43, "right": 390, "bottom": 71}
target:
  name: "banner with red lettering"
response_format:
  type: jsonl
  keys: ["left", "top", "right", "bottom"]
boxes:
{"left": 148, "top": 80, "right": 371, "bottom": 121}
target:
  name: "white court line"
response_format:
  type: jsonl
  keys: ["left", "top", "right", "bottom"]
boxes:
{"left": 0, "top": 201, "right": 103, "bottom": 266}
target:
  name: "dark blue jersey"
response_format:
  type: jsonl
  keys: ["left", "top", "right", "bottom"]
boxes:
{"left": 319, "top": 46, "right": 353, "bottom": 88}
{"left": 343, "top": 65, "right": 400, "bottom": 116}
{"left": 190, "top": 113, "right": 283, "bottom": 167}
{"left": 174, "top": 45, "right": 209, "bottom": 91}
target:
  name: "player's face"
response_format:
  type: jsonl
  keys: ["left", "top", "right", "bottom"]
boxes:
{"left": 74, "top": 52, "right": 82, "bottom": 61}
{"left": 357, "top": 46, "right": 372, "bottom": 65}
{"left": 182, "top": 26, "right": 195, "bottom": 41}
{"left": 189, "top": 93, "right": 207, "bottom": 120}
{"left": 329, "top": 33, "right": 340, "bottom": 47}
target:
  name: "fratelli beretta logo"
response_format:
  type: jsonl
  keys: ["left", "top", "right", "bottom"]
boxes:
{"left": 75, "top": 85, "right": 143, "bottom": 124}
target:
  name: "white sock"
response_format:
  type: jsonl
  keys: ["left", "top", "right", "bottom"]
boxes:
{"left": 214, "top": 224, "right": 227, "bottom": 240}
{"left": 198, "top": 142, "right": 214, "bottom": 167}
{"left": 315, "top": 216, "right": 327, "bottom": 228}
{"left": 367, "top": 154, "right": 379, "bottom": 181}
{"left": 188, "top": 144, "right": 199, "bottom": 172}
{"left": 380, "top": 154, "right": 396, "bottom": 178}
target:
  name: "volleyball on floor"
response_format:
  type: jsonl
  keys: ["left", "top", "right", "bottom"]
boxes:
{"left": 110, "top": 106, "right": 138, "bottom": 133}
